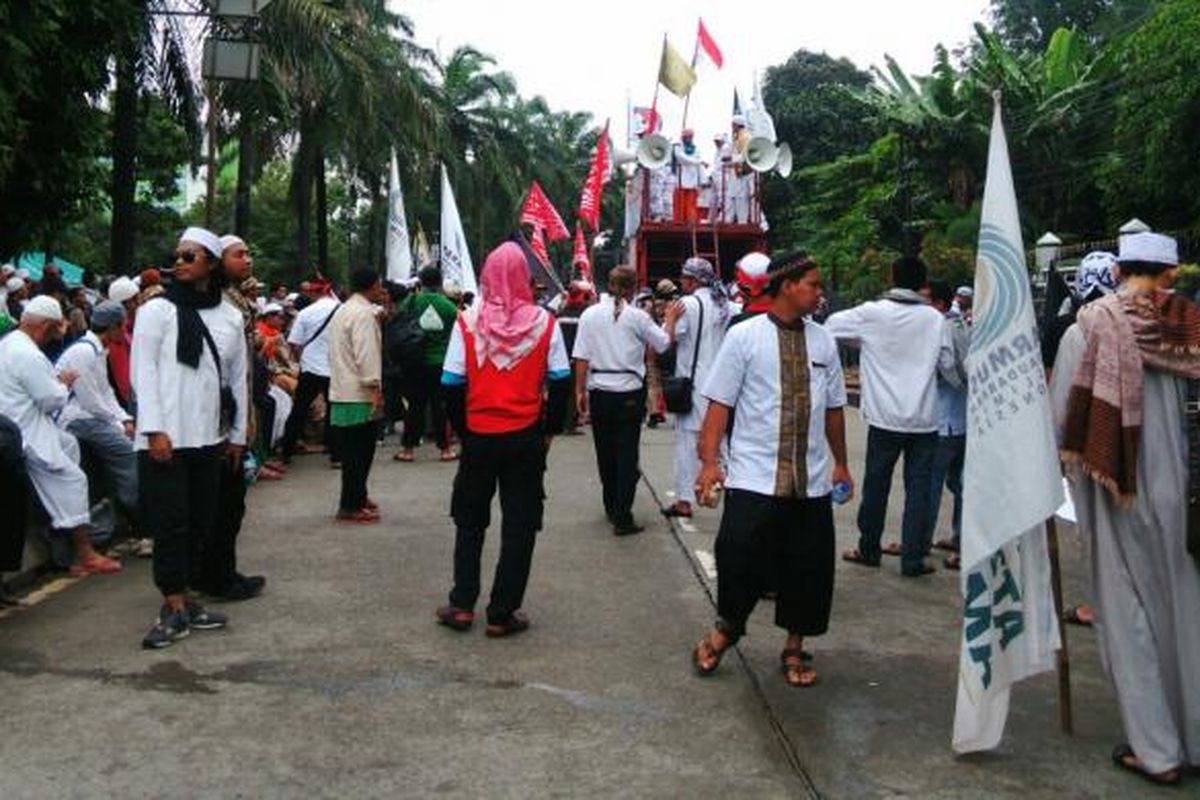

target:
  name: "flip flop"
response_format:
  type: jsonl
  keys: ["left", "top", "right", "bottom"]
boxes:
{"left": 933, "top": 538, "right": 960, "bottom": 552}
{"left": 1062, "top": 605, "right": 1094, "bottom": 628}
{"left": 781, "top": 648, "right": 817, "bottom": 688}
{"left": 439, "top": 452, "right": 459, "bottom": 462}
{"left": 880, "top": 542, "right": 902, "bottom": 557}
{"left": 841, "top": 548, "right": 881, "bottom": 568}
{"left": 661, "top": 505, "right": 693, "bottom": 519}
{"left": 393, "top": 452, "right": 415, "bottom": 462}
{"left": 1111, "top": 744, "right": 1182, "bottom": 785}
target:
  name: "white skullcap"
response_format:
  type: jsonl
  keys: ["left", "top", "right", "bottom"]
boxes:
{"left": 21, "top": 295, "right": 63, "bottom": 322}
{"left": 731, "top": 114, "right": 747, "bottom": 127}
{"left": 955, "top": 286, "right": 974, "bottom": 297}
{"left": 179, "top": 226, "right": 223, "bottom": 259}
{"left": 0, "top": 263, "right": 13, "bottom": 276}
{"left": 1118, "top": 231, "right": 1178, "bottom": 265}
{"left": 219, "top": 234, "right": 246, "bottom": 253}
{"left": 5, "top": 277, "right": 24, "bottom": 293}
{"left": 108, "top": 276, "right": 139, "bottom": 303}
{"left": 736, "top": 252, "right": 771, "bottom": 279}
{"left": 262, "top": 302, "right": 284, "bottom": 315}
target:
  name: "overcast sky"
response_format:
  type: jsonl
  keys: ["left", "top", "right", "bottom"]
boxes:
{"left": 397, "top": 0, "right": 991, "bottom": 148}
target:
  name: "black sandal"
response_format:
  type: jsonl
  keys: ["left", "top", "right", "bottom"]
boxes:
{"left": 1062, "top": 605, "right": 1094, "bottom": 628}
{"left": 781, "top": 648, "right": 817, "bottom": 688}
{"left": 693, "top": 626, "right": 735, "bottom": 676}
{"left": 1111, "top": 744, "right": 1182, "bottom": 785}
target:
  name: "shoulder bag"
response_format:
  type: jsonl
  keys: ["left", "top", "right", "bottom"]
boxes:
{"left": 663, "top": 296, "right": 703, "bottom": 414}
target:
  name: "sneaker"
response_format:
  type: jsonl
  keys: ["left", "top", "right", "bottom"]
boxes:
{"left": 142, "top": 605, "right": 190, "bottom": 649}
{"left": 613, "top": 521, "right": 645, "bottom": 537}
{"left": 185, "top": 600, "right": 228, "bottom": 630}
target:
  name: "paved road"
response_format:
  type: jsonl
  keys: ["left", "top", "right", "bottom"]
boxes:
{"left": 0, "top": 412, "right": 1168, "bottom": 798}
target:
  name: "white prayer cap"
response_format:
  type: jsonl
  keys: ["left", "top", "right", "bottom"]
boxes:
{"left": 179, "top": 226, "right": 223, "bottom": 259}
{"left": 0, "top": 263, "right": 13, "bottom": 277}
{"left": 219, "top": 234, "right": 246, "bottom": 253}
{"left": 731, "top": 114, "right": 747, "bottom": 127}
{"left": 107, "top": 276, "right": 139, "bottom": 303}
{"left": 5, "top": 277, "right": 24, "bottom": 293}
{"left": 21, "top": 295, "right": 63, "bottom": 322}
{"left": 736, "top": 252, "right": 771, "bottom": 279}
{"left": 285, "top": 292, "right": 299, "bottom": 304}
{"left": 1118, "top": 231, "right": 1178, "bottom": 265}
{"left": 262, "top": 302, "right": 284, "bottom": 315}
{"left": 713, "top": 132, "right": 727, "bottom": 143}
{"left": 955, "top": 286, "right": 974, "bottom": 297}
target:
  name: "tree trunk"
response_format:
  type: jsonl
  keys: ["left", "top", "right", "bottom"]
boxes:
{"left": 315, "top": 145, "right": 329, "bottom": 276}
{"left": 293, "top": 112, "right": 312, "bottom": 274}
{"left": 110, "top": 27, "right": 139, "bottom": 276}
{"left": 204, "top": 81, "right": 220, "bottom": 230}
{"left": 364, "top": 169, "right": 383, "bottom": 270}
{"left": 234, "top": 114, "right": 255, "bottom": 237}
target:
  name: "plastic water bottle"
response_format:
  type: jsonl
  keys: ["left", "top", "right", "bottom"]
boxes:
{"left": 832, "top": 481, "right": 851, "bottom": 505}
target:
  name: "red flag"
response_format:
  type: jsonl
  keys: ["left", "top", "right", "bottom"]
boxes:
{"left": 578, "top": 120, "right": 610, "bottom": 232}
{"left": 529, "top": 225, "right": 551, "bottom": 269}
{"left": 572, "top": 222, "right": 591, "bottom": 280}
{"left": 697, "top": 19, "right": 723, "bottom": 69}
{"left": 520, "top": 181, "right": 570, "bottom": 241}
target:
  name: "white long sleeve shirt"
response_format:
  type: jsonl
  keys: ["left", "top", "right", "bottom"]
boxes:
{"left": 55, "top": 331, "right": 131, "bottom": 430}
{"left": 574, "top": 296, "right": 671, "bottom": 392}
{"left": 0, "top": 330, "right": 73, "bottom": 466}
{"left": 824, "top": 293, "right": 955, "bottom": 433}
{"left": 130, "top": 296, "right": 248, "bottom": 451}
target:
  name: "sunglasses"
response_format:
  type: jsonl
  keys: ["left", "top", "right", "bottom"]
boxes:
{"left": 174, "top": 249, "right": 205, "bottom": 264}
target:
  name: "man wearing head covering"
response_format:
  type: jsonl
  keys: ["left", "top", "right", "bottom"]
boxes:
{"left": 434, "top": 242, "right": 572, "bottom": 636}
{"left": 197, "top": 233, "right": 268, "bottom": 601}
{"left": 280, "top": 276, "right": 341, "bottom": 466}
{"left": 574, "top": 265, "right": 680, "bottom": 535}
{"left": 1050, "top": 232, "right": 1200, "bottom": 785}
{"left": 673, "top": 129, "right": 705, "bottom": 224}
{"left": 690, "top": 253, "right": 851, "bottom": 686}
{"left": 0, "top": 297, "right": 121, "bottom": 577}
{"left": 723, "top": 116, "right": 752, "bottom": 224}
{"left": 825, "top": 256, "right": 957, "bottom": 577}
{"left": 131, "top": 227, "right": 246, "bottom": 648}
{"left": 328, "top": 269, "right": 386, "bottom": 523}
{"left": 664, "top": 257, "right": 735, "bottom": 519}
{"left": 54, "top": 301, "right": 139, "bottom": 534}
{"left": 731, "top": 251, "right": 773, "bottom": 325}
{"left": 103, "top": 276, "right": 141, "bottom": 409}
{"left": 6, "top": 276, "right": 27, "bottom": 319}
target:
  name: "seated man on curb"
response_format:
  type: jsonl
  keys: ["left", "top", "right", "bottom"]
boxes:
{"left": 0, "top": 297, "right": 121, "bottom": 577}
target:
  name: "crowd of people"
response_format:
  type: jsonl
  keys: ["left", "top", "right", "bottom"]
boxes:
{"left": 0, "top": 223, "right": 1195, "bottom": 784}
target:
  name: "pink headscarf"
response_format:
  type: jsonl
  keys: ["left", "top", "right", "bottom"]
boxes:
{"left": 466, "top": 242, "right": 549, "bottom": 370}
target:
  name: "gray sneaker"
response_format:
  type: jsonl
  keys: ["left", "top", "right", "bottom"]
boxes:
{"left": 185, "top": 600, "right": 227, "bottom": 631}
{"left": 142, "top": 605, "right": 190, "bottom": 649}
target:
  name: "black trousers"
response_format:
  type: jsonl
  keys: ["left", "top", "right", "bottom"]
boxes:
{"left": 715, "top": 489, "right": 836, "bottom": 638}
{"left": 588, "top": 388, "right": 646, "bottom": 526}
{"left": 338, "top": 421, "right": 378, "bottom": 513}
{"left": 280, "top": 371, "right": 340, "bottom": 461}
{"left": 139, "top": 446, "right": 222, "bottom": 597}
{"left": 449, "top": 426, "right": 546, "bottom": 624}
{"left": 198, "top": 454, "right": 247, "bottom": 592}
{"left": 0, "top": 417, "right": 27, "bottom": 572}
{"left": 402, "top": 362, "right": 449, "bottom": 450}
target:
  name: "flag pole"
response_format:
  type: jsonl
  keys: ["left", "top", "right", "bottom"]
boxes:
{"left": 680, "top": 33, "right": 700, "bottom": 133}
{"left": 1045, "top": 515, "right": 1074, "bottom": 734}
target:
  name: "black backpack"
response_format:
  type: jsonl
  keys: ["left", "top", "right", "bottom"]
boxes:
{"left": 386, "top": 309, "right": 426, "bottom": 373}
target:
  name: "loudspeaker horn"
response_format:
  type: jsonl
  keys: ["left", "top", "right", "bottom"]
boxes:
{"left": 775, "top": 142, "right": 793, "bottom": 178}
{"left": 745, "top": 136, "right": 779, "bottom": 173}
{"left": 636, "top": 134, "right": 672, "bottom": 170}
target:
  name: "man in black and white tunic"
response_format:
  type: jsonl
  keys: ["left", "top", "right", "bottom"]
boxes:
{"left": 691, "top": 253, "right": 852, "bottom": 688}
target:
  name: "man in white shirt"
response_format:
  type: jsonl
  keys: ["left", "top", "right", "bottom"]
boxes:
{"left": 132, "top": 227, "right": 246, "bottom": 649}
{"left": 672, "top": 129, "right": 705, "bottom": 225}
{"left": 0, "top": 296, "right": 121, "bottom": 577}
{"left": 664, "top": 257, "right": 733, "bottom": 519}
{"left": 280, "top": 279, "right": 340, "bottom": 466}
{"left": 691, "top": 253, "right": 851, "bottom": 686}
{"left": 824, "top": 256, "right": 955, "bottom": 577}
{"left": 574, "top": 266, "right": 679, "bottom": 535}
{"left": 55, "top": 301, "right": 138, "bottom": 524}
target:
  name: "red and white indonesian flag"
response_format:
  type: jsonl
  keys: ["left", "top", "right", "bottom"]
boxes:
{"left": 953, "top": 95, "right": 1063, "bottom": 754}
{"left": 385, "top": 149, "right": 413, "bottom": 283}
{"left": 572, "top": 221, "right": 591, "bottom": 280}
{"left": 579, "top": 121, "right": 610, "bottom": 232}
{"left": 696, "top": 19, "right": 723, "bottom": 69}
{"left": 520, "top": 180, "right": 570, "bottom": 241}
{"left": 440, "top": 163, "right": 478, "bottom": 297}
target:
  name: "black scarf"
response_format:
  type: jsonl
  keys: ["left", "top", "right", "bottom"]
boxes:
{"left": 166, "top": 281, "right": 223, "bottom": 368}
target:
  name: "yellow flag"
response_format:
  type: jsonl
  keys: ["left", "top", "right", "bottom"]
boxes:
{"left": 658, "top": 38, "right": 697, "bottom": 98}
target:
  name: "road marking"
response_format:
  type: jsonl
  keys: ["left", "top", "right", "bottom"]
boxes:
{"left": 0, "top": 576, "right": 79, "bottom": 621}
{"left": 694, "top": 549, "right": 717, "bottom": 579}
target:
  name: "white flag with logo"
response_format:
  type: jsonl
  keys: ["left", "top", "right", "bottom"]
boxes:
{"left": 386, "top": 149, "right": 413, "bottom": 283}
{"left": 952, "top": 95, "right": 1063, "bottom": 754}
{"left": 440, "top": 163, "right": 478, "bottom": 297}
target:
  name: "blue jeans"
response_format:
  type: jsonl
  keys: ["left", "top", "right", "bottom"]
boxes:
{"left": 927, "top": 434, "right": 965, "bottom": 555}
{"left": 856, "top": 426, "right": 937, "bottom": 573}
{"left": 66, "top": 417, "right": 138, "bottom": 518}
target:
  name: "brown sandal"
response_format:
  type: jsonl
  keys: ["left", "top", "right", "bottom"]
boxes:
{"left": 692, "top": 627, "right": 734, "bottom": 676}
{"left": 781, "top": 648, "right": 817, "bottom": 688}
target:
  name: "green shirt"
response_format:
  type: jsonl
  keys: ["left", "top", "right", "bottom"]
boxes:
{"left": 329, "top": 401, "right": 374, "bottom": 428}
{"left": 404, "top": 291, "right": 460, "bottom": 366}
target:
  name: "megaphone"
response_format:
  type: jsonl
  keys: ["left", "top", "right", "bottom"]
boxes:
{"left": 611, "top": 148, "right": 638, "bottom": 167}
{"left": 745, "top": 137, "right": 779, "bottom": 173}
{"left": 636, "top": 134, "right": 672, "bottom": 170}
{"left": 775, "top": 142, "right": 793, "bottom": 178}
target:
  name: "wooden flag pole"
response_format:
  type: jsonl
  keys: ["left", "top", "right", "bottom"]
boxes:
{"left": 680, "top": 35, "right": 700, "bottom": 134}
{"left": 1045, "top": 515, "right": 1074, "bottom": 734}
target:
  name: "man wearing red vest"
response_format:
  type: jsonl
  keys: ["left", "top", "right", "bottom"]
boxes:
{"left": 436, "top": 243, "right": 572, "bottom": 637}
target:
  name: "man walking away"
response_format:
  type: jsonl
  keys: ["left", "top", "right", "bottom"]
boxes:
{"left": 0, "top": 297, "right": 121, "bottom": 577}
{"left": 132, "top": 227, "right": 247, "bottom": 649}
{"left": 825, "top": 256, "right": 954, "bottom": 577}
{"left": 435, "top": 243, "right": 571, "bottom": 636}
{"left": 281, "top": 279, "right": 340, "bottom": 466}
{"left": 692, "top": 253, "right": 852, "bottom": 686}
{"left": 396, "top": 266, "right": 459, "bottom": 463}
{"left": 329, "top": 269, "right": 385, "bottom": 524}
{"left": 573, "top": 266, "right": 679, "bottom": 535}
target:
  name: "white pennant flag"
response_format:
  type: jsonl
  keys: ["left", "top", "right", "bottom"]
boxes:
{"left": 439, "top": 163, "right": 478, "bottom": 297}
{"left": 386, "top": 149, "right": 413, "bottom": 283}
{"left": 953, "top": 94, "right": 1063, "bottom": 754}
